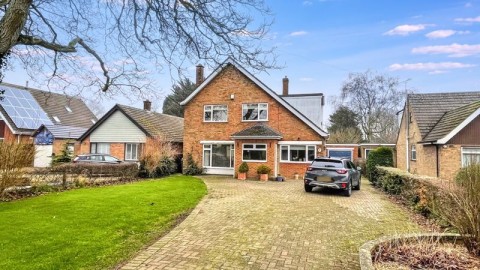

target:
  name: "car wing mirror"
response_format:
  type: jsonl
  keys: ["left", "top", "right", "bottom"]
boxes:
{"left": 357, "top": 167, "right": 362, "bottom": 171}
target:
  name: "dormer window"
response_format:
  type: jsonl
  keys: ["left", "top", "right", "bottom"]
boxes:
{"left": 65, "top": 106, "right": 72, "bottom": 113}
{"left": 53, "top": 116, "right": 61, "bottom": 123}
{"left": 242, "top": 103, "right": 268, "bottom": 121}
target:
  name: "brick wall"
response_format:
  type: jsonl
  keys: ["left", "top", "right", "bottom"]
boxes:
{"left": 438, "top": 145, "right": 462, "bottom": 180}
{"left": 110, "top": 143, "right": 125, "bottom": 160}
{"left": 183, "top": 64, "right": 326, "bottom": 176}
{"left": 79, "top": 136, "right": 91, "bottom": 154}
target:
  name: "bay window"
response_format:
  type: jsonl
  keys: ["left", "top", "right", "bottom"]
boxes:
{"left": 242, "top": 144, "right": 267, "bottom": 161}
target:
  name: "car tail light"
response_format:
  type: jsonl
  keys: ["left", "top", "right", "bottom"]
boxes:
{"left": 341, "top": 183, "right": 347, "bottom": 188}
{"left": 336, "top": 169, "right": 347, "bottom": 174}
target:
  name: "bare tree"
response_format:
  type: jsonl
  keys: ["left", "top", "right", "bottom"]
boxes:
{"left": 340, "top": 70, "right": 406, "bottom": 143}
{"left": 0, "top": 0, "right": 276, "bottom": 97}
{"left": 328, "top": 127, "right": 362, "bottom": 144}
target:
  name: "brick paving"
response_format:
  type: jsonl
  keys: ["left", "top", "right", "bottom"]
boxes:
{"left": 122, "top": 176, "right": 422, "bottom": 270}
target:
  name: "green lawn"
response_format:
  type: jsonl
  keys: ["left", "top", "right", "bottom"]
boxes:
{"left": 0, "top": 175, "right": 207, "bottom": 270}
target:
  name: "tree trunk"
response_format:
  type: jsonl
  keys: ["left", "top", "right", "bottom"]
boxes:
{"left": 0, "top": 0, "right": 32, "bottom": 55}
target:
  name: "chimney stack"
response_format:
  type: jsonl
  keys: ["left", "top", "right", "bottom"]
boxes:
{"left": 143, "top": 100, "right": 152, "bottom": 111}
{"left": 196, "top": 64, "right": 204, "bottom": 86}
{"left": 282, "top": 76, "right": 289, "bottom": 96}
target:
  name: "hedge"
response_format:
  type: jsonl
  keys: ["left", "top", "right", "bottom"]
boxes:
{"left": 366, "top": 147, "right": 394, "bottom": 185}
{"left": 374, "top": 166, "right": 447, "bottom": 217}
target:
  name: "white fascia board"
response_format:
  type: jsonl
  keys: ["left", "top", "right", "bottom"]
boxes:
{"left": 359, "top": 143, "right": 396, "bottom": 146}
{"left": 326, "top": 147, "right": 354, "bottom": 151}
{"left": 326, "top": 143, "right": 358, "bottom": 147}
{"left": 437, "top": 108, "right": 480, "bottom": 144}
{"left": 279, "top": 141, "right": 324, "bottom": 145}
{"left": 200, "top": 140, "right": 235, "bottom": 144}
{"left": 179, "top": 58, "right": 329, "bottom": 138}
{"left": 0, "top": 110, "right": 18, "bottom": 135}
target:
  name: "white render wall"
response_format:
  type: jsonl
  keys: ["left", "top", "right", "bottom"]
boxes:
{"left": 282, "top": 95, "right": 324, "bottom": 129}
{"left": 90, "top": 110, "right": 147, "bottom": 143}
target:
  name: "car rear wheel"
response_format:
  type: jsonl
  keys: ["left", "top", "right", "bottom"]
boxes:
{"left": 343, "top": 181, "right": 352, "bottom": 197}
{"left": 304, "top": 184, "right": 313, "bottom": 193}
{"left": 353, "top": 178, "right": 361, "bottom": 190}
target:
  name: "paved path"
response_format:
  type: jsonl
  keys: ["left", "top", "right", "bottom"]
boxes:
{"left": 122, "top": 177, "right": 422, "bottom": 270}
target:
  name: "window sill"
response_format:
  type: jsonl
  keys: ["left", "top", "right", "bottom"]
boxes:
{"left": 241, "top": 120, "right": 268, "bottom": 122}
{"left": 242, "top": 160, "right": 268, "bottom": 163}
{"left": 203, "top": 121, "right": 228, "bottom": 123}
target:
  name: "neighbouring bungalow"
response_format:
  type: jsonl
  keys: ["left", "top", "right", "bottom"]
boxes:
{"left": 78, "top": 102, "right": 184, "bottom": 162}
{"left": 180, "top": 58, "right": 329, "bottom": 179}
{"left": 396, "top": 92, "right": 480, "bottom": 180}
{"left": 0, "top": 82, "right": 97, "bottom": 166}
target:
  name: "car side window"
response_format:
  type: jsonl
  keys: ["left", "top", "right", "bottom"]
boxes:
{"left": 348, "top": 161, "right": 356, "bottom": 170}
{"left": 345, "top": 161, "right": 352, "bottom": 169}
{"left": 104, "top": 156, "right": 118, "bottom": 162}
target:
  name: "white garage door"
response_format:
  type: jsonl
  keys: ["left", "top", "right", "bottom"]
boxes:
{"left": 34, "top": 145, "right": 53, "bottom": 167}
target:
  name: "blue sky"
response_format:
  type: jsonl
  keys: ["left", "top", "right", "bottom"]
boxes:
{"left": 4, "top": 0, "right": 480, "bottom": 120}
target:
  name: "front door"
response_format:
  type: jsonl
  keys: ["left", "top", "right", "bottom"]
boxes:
{"left": 203, "top": 144, "right": 235, "bottom": 175}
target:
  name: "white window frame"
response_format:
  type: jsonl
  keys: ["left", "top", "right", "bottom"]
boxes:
{"left": 242, "top": 103, "right": 268, "bottom": 122}
{"left": 203, "top": 144, "right": 235, "bottom": 168}
{"left": 242, "top": 143, "right": 267, "bottom": 162}
{"left": 280, "top": 145, "right": 316, "bottom": 163}
{"left": 90, "top": 143, "right": 110, "bottom": 154}
{"left": 125, "top": 143, "right": 140, "bottom": 161}
{"left": 461, "top": 147, "right": 480, "bottom": 167}
{"left": 365, "top": 149, "right": 372, "bottom": 159}
{"left": 326, "top": 148, "right": 354, "bottom": 160}
{"left": 204, "top": 105, "right": 228, "bottom": 122}
{"left": 411, "top": 144, "right": 416, "bottom": 161}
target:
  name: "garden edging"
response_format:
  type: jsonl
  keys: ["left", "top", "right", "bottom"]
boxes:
{"left": 358, "top": 233, "right": 462, "bottom": 270}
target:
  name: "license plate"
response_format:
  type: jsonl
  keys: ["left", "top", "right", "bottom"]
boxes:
{"left": 316, "top": 176, "right": 332, "bottom": 182}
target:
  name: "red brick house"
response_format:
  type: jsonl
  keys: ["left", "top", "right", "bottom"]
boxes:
{"left": 78, "top": 103, "right": 184, "bottom": 162}
{"left": 180, "top": 58, "right": 329, "bottom": 179}
{"left": 396, "top": 92, "right": 480, "bottom": 180}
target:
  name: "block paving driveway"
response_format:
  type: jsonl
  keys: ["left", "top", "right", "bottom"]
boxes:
{"left": 122, "top": 176, "right": 422, "bottom": 269}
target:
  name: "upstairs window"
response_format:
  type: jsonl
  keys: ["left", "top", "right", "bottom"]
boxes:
{"left": 242, "top": 103, "right": 268, "bottom": 121}
{"left": 204, "top": 105, "right": 228, "bottom": 122}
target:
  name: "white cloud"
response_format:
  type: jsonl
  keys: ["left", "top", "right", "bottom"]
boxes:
{"left": 425, "top": 30, "right": 456, "bottom": 39}
{"left": 389, "top": 62, "right": 476, "bottom": 72}
{"left": 455, "top": 16, "right": 480, "bottom": 23}
{"left": 412, "top": 43, "right": 480, "bottom": 57}
{"left": 302, "top": 1, "right": 313, "bottom": 6}
{"left": 465, "top": 2, "right": 473, "bottom": 8}
{"left": 425, "top": 29, "right": 470, "bottom": 39}
{"left": 428, "top": 70, "right": 448, "bottom": 75}
{"left": 289, "top": 31, "right": 308, "bottom": 36}
{"left": 299, "top": 77, "right": 314, "bottom": 82}
{"left": 384, "top": 24, "right": 434, "bottom": 36}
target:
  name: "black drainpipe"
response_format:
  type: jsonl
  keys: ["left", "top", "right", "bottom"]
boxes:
{"left": 436, "top": 144, "right": 440, "bottom": 178}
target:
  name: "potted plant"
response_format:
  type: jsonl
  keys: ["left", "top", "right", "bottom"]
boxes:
{"left": 257, "top": 165, "right": 271, "bottom": 181}
{"left": 238, "top": 162, "right": 249, "bottom": 180}
{"left": 275, "top": 174, "right": 285, "bottom": 182}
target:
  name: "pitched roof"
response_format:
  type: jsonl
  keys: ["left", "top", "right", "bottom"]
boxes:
{"left": 0, "top": 82, "right": 97, "bottom": 134}
{"left": 422, "top": 100, "right": 480, "bottom": 143}
{"left": 409, "top": 91, "right": 480, "bottom": 139}
{"left": 79, "top": 104, "right": 184, "bottom": 142}
{"left": 32, "top": 124, "right": 88, "bottom": 139}
{"left": 179, "top": 58, "right": 328, "bottom": 138}
{"left": 231, "top": 124, "right": 283, "bottom": 139}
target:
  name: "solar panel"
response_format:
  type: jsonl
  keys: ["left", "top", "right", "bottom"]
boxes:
{"left": 0, "top": 86, "right": 53, "bottom": 129}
